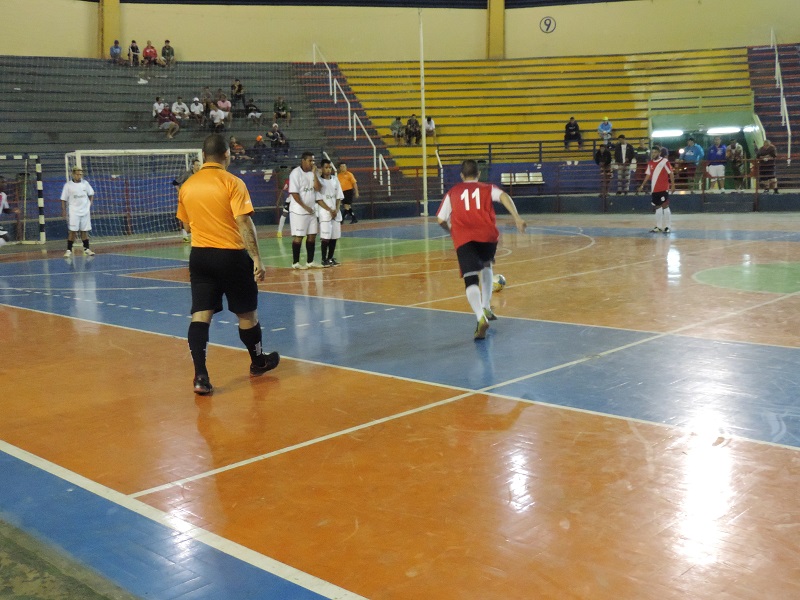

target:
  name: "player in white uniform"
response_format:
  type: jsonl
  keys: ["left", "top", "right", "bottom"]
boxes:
{"left": 315, "top": 159, "right": 344, "bottom": 267}
{"left": 288, "top": 152, "right": 322, "bottom": 269}
{"left": 61, "top": 166, "right": 96, "bottom": 257}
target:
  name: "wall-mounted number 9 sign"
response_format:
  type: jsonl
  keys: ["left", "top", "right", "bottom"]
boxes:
{"left": 539, "top": 17, "right": 556, "bottom": 33}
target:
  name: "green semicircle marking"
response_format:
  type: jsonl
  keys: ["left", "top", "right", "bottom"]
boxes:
{"left": 694, "top": 262, "right": 800, "bottom": 294}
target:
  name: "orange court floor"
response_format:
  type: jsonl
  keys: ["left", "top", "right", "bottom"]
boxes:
{"left": 1, "top": 212, "right": 800, "bottom": 600}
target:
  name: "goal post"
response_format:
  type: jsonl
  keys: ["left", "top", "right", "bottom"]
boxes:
{"left": 0, "top": 154, "right": 46, "bottom": 244}
{"left": 64, "top": 149, "right": 202, "bottom": 240}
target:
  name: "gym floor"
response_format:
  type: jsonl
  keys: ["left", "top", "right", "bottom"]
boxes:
{"left": 1, "top": 213, "right": 799, "bottom": 600}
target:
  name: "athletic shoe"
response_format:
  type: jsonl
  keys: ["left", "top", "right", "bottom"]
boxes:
{"left": 193, "top": 374, "right": 213, "bottom": 395}
{"left": 474, "top": 315, "right": 489, "bottom": 340}
{"left": 483, "top": 308, "right": 498, "bottom": 321}
{"left": 276, "top": 231, "right": 283, "bottom": 238}
{"left": 250, "top": 351, "right": 280, "bottom": 377}
{"left": 292, "top": 262, "right": 308, "bottom": 270}
{"left": 350, "top": 216, "right": 358, "bottom": 224}
{"left": 84, "top": 248, "right": 95, "bottom": 256}
{"left": 649, "top": 227, "right": 662, "bottom": 233}
{"left": 663, "top": 227, "right": 671, "bottom": 234}
{"left": 182, "top": 236, "right": 190, "bottom": 243}
{"left": 329, "top": 258, "right": 341, "bottom": 267}
{"left": 64, "top": 249, "right": 72, "bottom": 257}
{"left": 322, "top": 259, "right": 332, "bottom": 267}
{"left": 307, "top": 261, "right": 323, "bottom": 268}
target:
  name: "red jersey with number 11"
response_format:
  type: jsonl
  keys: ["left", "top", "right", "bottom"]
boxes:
{"left": 437, "top": 181, "right": 503, "bottom": 249}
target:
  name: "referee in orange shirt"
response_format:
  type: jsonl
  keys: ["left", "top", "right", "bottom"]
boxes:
{"left": 336, "top": 162, "right": 359, "bottom": 224}
{"left": 177, "top": 134, "right": 279, "bottom": 395}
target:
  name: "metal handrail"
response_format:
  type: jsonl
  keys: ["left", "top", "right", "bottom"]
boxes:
{"left": 435, "top": 148, "right": 444, "bottom": 196}
{"left": 333, "top": 79, "right": 352, "bottom": 131}
{"left": 378, "top": 154, "right": 391, "bottom": 194}
{"left": 352, "top": 113, "right": 377, "bottom": 179}
{"left": 312, "top": 43, "right": 332, "bottom": 95}
{"left": 770, "top": 29, "right": 792, "bottom": 164}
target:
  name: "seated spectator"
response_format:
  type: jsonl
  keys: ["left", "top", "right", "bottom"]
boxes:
{"left": 142, "top": 41, "right": 159, "bottom": 67}
{"left": 390, "top": 117, "right": 404, "bottom": 144}
{"left": 189, "top": 97, "right": 205, "bottom": 125}
{"left": 405, "top": 114, "right": 421, "bottom": 146}
{"left": 245, "top": 98, "right": 264, "bottom": 126}
{"left": 109, "top": 40, "right": 124, "bottom": 65}
{"left": 273, "top": 96, "right": 292, "bottom": 125}
{"left": 564, "top": 116, "right": 582, "bottom": 150}
{"left": 230, "top": 79, "right": 246, "bottom": 113}
{"left": 157, "top": 106, "right": 180, "bottom": 139}
{"left": 200, "top": 87, "right": 214, "bottom": 118}
{"left": 251, "top": 135, "right": 269, "bottom": 165}
{"left": 230, "top": 137, "right": 252, "bottom": 162}
{"left": 216, "top": 94, "right": 232, "bottom": 126}
{"left": 128, "top": 40, "right": 141, "bottom": 67}
{"left": 152, "top": 96, "right": 165, "bottom": 118}
{"left": 172, "top": 97, "right": 190, "bottom": 121}
{"left": 425, "top": 116, "right": 436, "bottom": 140}
{"left": 597, "top": 117, "right": 613, "bottom": 142}
{"left": 161, "top": 40, "right": 175, "bottom": 67}
{"left": 266, "top": 123, "right": 290, "bottom": 157}
{"left": 208, "top": 105, "right": 226, "bottom": 132}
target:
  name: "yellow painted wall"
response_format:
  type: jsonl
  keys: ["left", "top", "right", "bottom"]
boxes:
{"left": 3, "top": 0, "right": 98, "bottom": 58}
{"left": 506, "top": 0, "right": 798, "bottom": 58}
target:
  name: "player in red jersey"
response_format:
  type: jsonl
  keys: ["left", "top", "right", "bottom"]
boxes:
{"left": 437, "top": 160, "right": 527, "bottom": 340}
{"left": 638, "top": 147, "right": 676, "bottom": 233}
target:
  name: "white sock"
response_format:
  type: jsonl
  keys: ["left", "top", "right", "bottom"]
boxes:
{"left": 181, "top": 228, "right": 189, "bottom": 237}
{"left": 480, "top": 266, "right": 493, "bottom": 310}
{"left": 278, "top": 214, "right": 287, "bottom": 232}
{"left": 655, "top": 207, "right": 663, "bottom": 229}
{"left": 466, "top": 285, "right": 483, "bottom": 320}
{"left": 663, "top": 207, "right": 671, "bottom": 229}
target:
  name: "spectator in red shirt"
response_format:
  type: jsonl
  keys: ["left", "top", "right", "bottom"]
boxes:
{"left": 142, "top": 41, "right": 160, "bottom": 67}
{"left": 157, "top": 106, "right": 180, "bottom": 139}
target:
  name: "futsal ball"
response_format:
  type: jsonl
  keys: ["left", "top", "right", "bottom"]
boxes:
{"left": 492, "top": 274, "right": 506, "bottom": 292}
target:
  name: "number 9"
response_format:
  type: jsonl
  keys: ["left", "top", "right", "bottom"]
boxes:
{"left": 539, "top": 17, "right": 556, "bottom": 34}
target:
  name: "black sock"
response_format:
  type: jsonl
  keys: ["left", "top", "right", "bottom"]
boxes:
{"left": 83, "top": 239, "right": 90, "bottom": 249}
{"left": 329, "top": 239, "right": 337, "bottom": 259}
{"left": 292, "top": 240, "right": 301, "bottom": 264}
{"left": 238, "top": 323, "right": 263, "bottom": 362}
{"left": 67, "top": 240, "right": 74, "bottom": 251}
{"left": 320, "top": 239, "right": 330, "bottom": 261}
{"left": 188, "top": 321, "right": 210, "bottom": 376}
{"left": 306, "top": 240, "right": 315, "bottom": 263}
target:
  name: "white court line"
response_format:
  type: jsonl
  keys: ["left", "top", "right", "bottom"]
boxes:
{"left": 0, "top": 439, "right": 367, "bottom": 600}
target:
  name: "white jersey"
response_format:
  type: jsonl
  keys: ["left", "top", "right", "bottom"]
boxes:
{"left": 288, "top": 166, "right": 317, "bottom": 215}
{"left": 316, "top": 177, "right": 344, "bottom": 222}
{"left": 0, "top": 191, "right": 8, "bottom": 212}
{"left": 60, "top": 180, "right": 94, "bottom": 216}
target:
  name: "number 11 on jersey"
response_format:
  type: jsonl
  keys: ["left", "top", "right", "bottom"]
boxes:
{"left": 461, "top": 187, "right": 481, "bottom": 210}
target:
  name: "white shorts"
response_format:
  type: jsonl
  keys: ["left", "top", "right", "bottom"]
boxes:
{"left": 290, "top": 212, "right": 318, "bottom": 237}
{"left": 68, "top": 212, "right": 91, "bottom": 232}
{"left": 159, "top": 121, "right": 174, "bottom": 130}
{"left": 319, "top": 219, "right": 341, "bottom": 240}
{"left": 248, "top": 112, "right": 262, "bottom": 119}
{"left": 707, "top": 164, "right": 725, "bottom": 178}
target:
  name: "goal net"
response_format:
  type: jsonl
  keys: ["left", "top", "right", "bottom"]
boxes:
{"left": 65, "top": 149, "right": 202, "bottom": 240}
{"left": 0, "top": 154, "right": 45, "bottom": 244}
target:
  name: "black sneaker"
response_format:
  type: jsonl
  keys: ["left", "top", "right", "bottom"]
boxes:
{"left": 663, "top": 227, "right": 671, "bottom": 234}
{"left": 350, "top": 216, "right": 358, "bottom": 224}
{"left": 329, "top": 258, "right": 341, "bottom": 266}
{"left": 193, "top": 374, "right": 213, "bottom": 395}
{"left": 250, "top": 351, "right": 280, "bottom": 377}
{"left": 322, "top": 259, "right": 332, "bottom": 267}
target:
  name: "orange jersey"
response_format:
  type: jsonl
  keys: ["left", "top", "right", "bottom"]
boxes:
{"left": 337, "top": 170, "right": 357, "bottom": 191}
{"left": 177, "top": 163, "right": 254, "bottom": 249}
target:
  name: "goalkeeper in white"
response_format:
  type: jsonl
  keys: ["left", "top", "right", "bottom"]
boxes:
{"left": 61, "top": 166, "right": 95, "bottom": 257}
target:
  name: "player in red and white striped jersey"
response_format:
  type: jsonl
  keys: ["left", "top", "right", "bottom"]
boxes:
{"left": 638, "top": 147, "right": 676, "bottom": 234}
{"left": 437, "top": 160, "right": 526, "bottom": 340}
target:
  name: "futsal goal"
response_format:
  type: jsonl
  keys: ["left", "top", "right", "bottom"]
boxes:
{"left": 65, "top": 149, "right": 202, "bottom": 240}
{"left": 0, "top": 154, "right": 45, "bottom": 244}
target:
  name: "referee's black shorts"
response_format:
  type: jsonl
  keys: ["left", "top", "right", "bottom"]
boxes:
{"left": 456, "top": 241, "right": 497, "bottom": 277}
{"left": 342, "top": 188, "right": 355, "bottom": 205}
{"left": 189, "top": 247, "right": 258, "bottom": 315}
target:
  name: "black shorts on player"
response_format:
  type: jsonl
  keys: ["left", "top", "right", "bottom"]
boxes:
{"left": 189, "top": 247, "right": 258, "bottom": 314}
{"left": 651, "top": 191, "right": 669, "bottom": 207}
{"left": 456, "top": 241, "right": 497, "bottom": 277}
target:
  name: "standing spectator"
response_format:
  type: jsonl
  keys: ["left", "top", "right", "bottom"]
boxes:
{"left": 152, "top": 96, "right": 165, "bottom": 118}
{"left": 564, "top": 116, "right": 583, "bottom": 150}
{"left": 405, "top": 114, "right": 422, "bottom": 145}
{"left": 288, "top": 152, "right": 321, "bottom": 269}
{"left": 594, "top": 142, "right": 613, "bottom": 199}
{"left": 189, "top": 97, "right": 205, "bottom": 126}
{"left": 142, "top": 41, "right": 159, "bottom": 67}
{"left": 245, "top": 98, "right": 264, "bottom": 126}
{"left": 597, "top": 117, "right": 613, "bottom": 142}
{"left": 109, "top": 40, "right": 124, "bottom": 65}
{"left": 337, "top": 162, "right": 360, "bottom": 224}
{"left": 266, "top": 123, "right": 290, "bottom": 158}
{"left": 315, "top": 159, "right": 345, "bottom": 267}
{"left": 680, "top": 137, "right": 704, "bottom": 190}
{"left": 172, "top": 97, "right": 190, "bottom": 122}
{"left": 157, "top": 105, "right": 180, "bottom": 139}
{"left": 172, "top": 158, "right": 201, "bottom": 242}
{"left": 176, "top": 134, "right": 280, "bottom": 395}
{"left": 128, "top": 40, "right": 141, "bottom": 67}
{"left": 706, "top": 136, "right": 727, "bottom": 192}
{"left": 217, "top": 94, "right": 232, "bottom": 126}
{"left": 251, "top": 135, "right": 269, "bottom": 165}
{"left": 230, "top": 79, "right": 246, "bottom": 114}
{"left": 390, "top": 117, "right": 404, "bottom": 144}
{"left": 756, "top": 139, "right": 778, "bottom": 193}
{"left": 273, "top": 96, "right": 292, "bottom": 125}
{"left": 161, "top": 40, "right": 175, "bottom": 67}
{"left": 425, "top": 116, "right": 436, "bottom": 140}
{"left": 436, "top": 159, "right": 527, "bottom": 340}
{"left": 613, "top": 134, "right": 635, "bottom": 195}
{"left": 200, "top": 87, "right": 214, "bottom": 118}
{"left": 727, "top": 138, "right": 746, "bottom": 190}
{"left": 275, "top": 175, "right": 290, "bottom": 238}
{"left": 634, "top": 138, "right": 651, "bottom": 186}
{"left": 61, "top": 166, "right": 96, "bottom": 257}
{"left": 638, "top": 147, "right": 676, "bottom": 234}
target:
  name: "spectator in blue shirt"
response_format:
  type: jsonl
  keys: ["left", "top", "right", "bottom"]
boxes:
{"left": 597, "top": 117, "right": 613, "bottom": 142}
{"left": 706, "top": 136, "right": 727, "bottom": 192}
{"left": 109, "top": 40, "right": 124, "bottom": 65}
{"left": 680, "top": 137, "right": 704, "bottom": 190}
